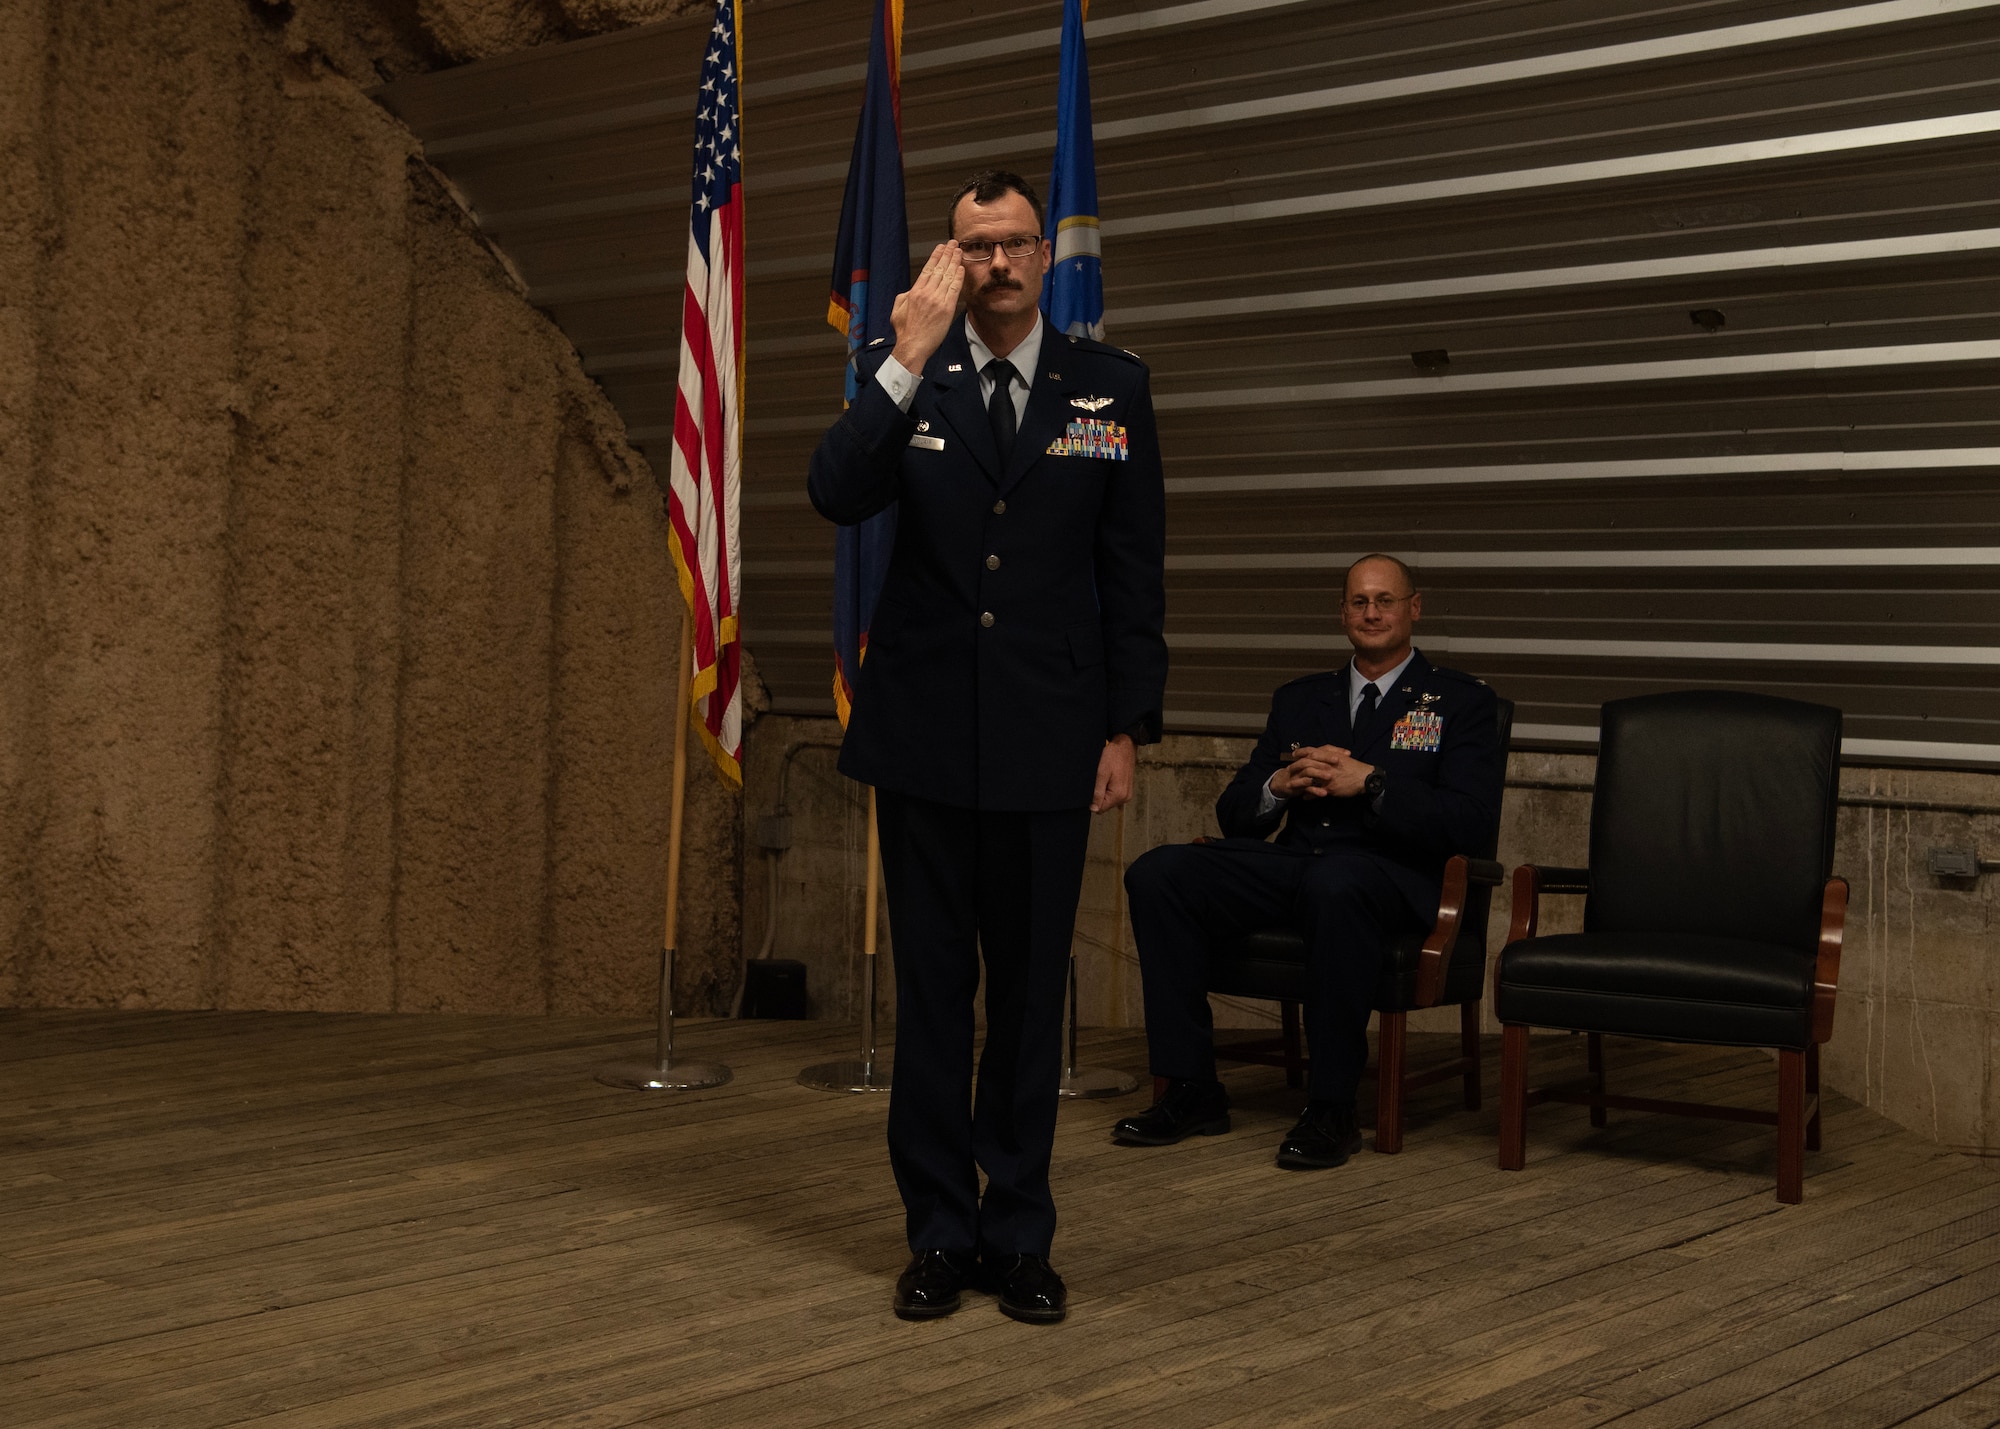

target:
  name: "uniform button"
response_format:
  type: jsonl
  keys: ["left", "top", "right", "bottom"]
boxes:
{"left": 980, "top": 612, "right": 995, "bottom": 628}
{"left": 986, "top": 554, "right": 1001, "bottom": 570}
{"left": 992, "top": 499, "right": 1006, "bottom": 514}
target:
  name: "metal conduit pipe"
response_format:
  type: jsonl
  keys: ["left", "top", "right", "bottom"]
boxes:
{"left": 733, "top": 739, "right": 852, "bottom": 1017}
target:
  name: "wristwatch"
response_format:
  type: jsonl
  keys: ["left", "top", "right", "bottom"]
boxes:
{"left": 1363, "top": 768, "right": 1387, "bottom": 801}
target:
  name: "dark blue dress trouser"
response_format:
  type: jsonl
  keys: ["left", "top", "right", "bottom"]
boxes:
{"left": 1124, "top": 841, "right": 1423, "bottom": 1104}
{"left": 877, "top": 790, "right": 1092, "bottom": 1258}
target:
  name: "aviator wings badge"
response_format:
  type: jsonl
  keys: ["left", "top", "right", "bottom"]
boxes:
{"left": 1070, "top": 395, "right": 1114, "bottom": 412}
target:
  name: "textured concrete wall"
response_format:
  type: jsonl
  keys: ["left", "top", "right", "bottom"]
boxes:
{"left": 1829, "top": 768, "right": 2000, "bottom": 1158}
{"left": 410, "top": 0, "right": 704, "bottom": 65}
{"left": 0, "top": 0, "right": 740, "bottom": 1015}
{"left": 742, "top": 721, "right": 2000, "bottom": 1154}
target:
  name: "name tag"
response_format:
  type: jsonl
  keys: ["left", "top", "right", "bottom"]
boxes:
{"left": 1391, "top": 711, "right": 1443, "bottom": 752}
{"left": 910, "top": 434, "right": 945, "bottom": 451}
{"left": 1045, "top": 418, "right": 1129, "bottom": 460}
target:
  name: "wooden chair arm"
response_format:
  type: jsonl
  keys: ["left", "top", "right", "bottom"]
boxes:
{"left": 1813, "top": 876, "right": 1848, "bottom": 1043}
{"left": 1503, "top": 864, "right": 1589, "bottom": 947}
{"left": 1414, "top": 855, "right": 1473, "bottom": 1007}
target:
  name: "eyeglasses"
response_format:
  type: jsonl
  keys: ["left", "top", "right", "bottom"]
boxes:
{"left": 957, "top": 234, "right": 1042, "bottom": 263}
{"left": 1344, "top": 594, "right": 1410, "bottom": 614}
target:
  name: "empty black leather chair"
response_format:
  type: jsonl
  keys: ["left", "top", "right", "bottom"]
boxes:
{"left": 1495, "top": 690, "right": 1847, "bottom": 1203}
{"left": 1206, "top": 699, "right": 1514, "bottom": 1153}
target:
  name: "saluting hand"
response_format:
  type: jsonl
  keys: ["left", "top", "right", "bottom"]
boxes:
{"left": 890, "top": 243, "right": 966, "bottom": 373}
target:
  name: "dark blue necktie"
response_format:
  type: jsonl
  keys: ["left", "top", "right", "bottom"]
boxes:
{"left": 984, "top": 358, "right": 1017, "bottom": 463}
{"left": 1353, "top": 682, "right": 1381, "bottom": 742}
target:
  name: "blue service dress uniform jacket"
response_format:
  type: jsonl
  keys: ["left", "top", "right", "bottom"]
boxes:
{"left": 1124, "top": 650, "right": 1505, "bottom": 1103}
{"left": 805, "top": 321, "right": 1168, "bottom": 1258}
{"left": 1215, "top": 651, "right": 1504, "bottom": 921}
{"left": 806, "top": 324, "right": 1167, "bottom": 811}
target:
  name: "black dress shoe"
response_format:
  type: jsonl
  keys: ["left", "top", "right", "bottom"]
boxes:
{"left": 985, "top": 1252, "right": 1067, "bottom": 1324}
{"left": 1276, "top": 1101, "right": 1363, "bottom": 1169}
{"left": 894, "top": 1248, "right": 979, "bottom": 1321}
{"left": 1111, "top": 1078, "right": 1231, "bottom": 1146}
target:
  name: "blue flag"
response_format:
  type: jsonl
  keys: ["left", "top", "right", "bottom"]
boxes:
{"left": 1042, "top": 0, "right": 1104, "bottom": 340}
{"left": 826, "top": 0, "right": 908, "bottom": 727}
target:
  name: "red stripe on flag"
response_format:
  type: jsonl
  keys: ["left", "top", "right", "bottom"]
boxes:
{"left": 666, "top": 6, "right": 745, "bottom": 781}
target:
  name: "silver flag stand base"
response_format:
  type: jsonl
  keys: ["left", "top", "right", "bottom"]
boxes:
{"left": 1060, "top": 1063, "right": 1139, "bottom": 1098}
{"left": 799, "top": 952, "right": 891, "bottom": 1093}
{"left": 597, "top": 1058, "right": 732, "bottom": 1091}
{"left": 797, "top": 1057, "right": 891, "bottom": 1093}
{"left": 597, "top": 945, "right": 731, "bottom": 1092}
{"left": 1056, "top": 954, "right": 1139, "bottom": 1099}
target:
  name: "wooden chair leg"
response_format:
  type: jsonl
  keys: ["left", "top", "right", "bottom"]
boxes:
{"left": 1777, "top": 1047, "right": 1806, "bottom": 1204}
{"left": 1375, "top": 1011, "right": 1407, "bottom": 1154}
{"left": 1460, "top": 1001, "right": 1482, "bottom": 1110}
{"left": 1281, "top": 1000, "right": 1304, "bottom": 1090}
{"left": 1806, "top": 1042, "right": 1823, "bottom": 1152}
{"left": 1499, "top": 1023, "right": 1529, "bottom": 1170}
{"left": 1587, "top": 1032, "right": 1607, "bottom": 1127}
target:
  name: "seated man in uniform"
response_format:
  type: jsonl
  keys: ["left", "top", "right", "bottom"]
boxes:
{"left": 1113, "top": 553, "right": 1505, "bottom": 1168}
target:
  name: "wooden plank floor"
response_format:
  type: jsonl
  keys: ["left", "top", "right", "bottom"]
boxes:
{"left": 2, "top": 1012, "right": 1996, "bottom": 1428}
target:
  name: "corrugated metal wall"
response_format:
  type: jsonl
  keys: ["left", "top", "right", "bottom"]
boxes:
{"left": 379, "top": 0, "right": 2000, "bottom": 767}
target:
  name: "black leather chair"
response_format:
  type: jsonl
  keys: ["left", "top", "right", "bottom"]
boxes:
{"left": 1494, "top": 690, "right": 1847, "bottom": 1204}
{"left": 1204, "top": 699, "right": 1514, "bottom": 1154}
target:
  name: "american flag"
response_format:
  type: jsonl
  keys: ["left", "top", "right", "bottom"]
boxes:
{"left": 668, "top": 0, "right": 745, "bottom": 783}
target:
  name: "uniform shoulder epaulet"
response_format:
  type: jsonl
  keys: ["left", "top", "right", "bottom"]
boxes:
{"left": 1276, "top": 669, "right": 1344, "bottom": 695}
{"left": 1063, "top": 333, "right": 1147, "bottom": 367}
{"left": 848, "top": 338, "right": 893, "bottom": 374}
{"left": 1427, "top": 664, "right": 1486, "bottom": 688}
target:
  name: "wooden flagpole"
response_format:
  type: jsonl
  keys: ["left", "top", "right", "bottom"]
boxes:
{"left": 798, "top": 783, "right": 890, "bottom": 1091}
{"left": 860, "top": 787, "right": 883, "bottom": 1072}
{"left": 663, "top": 609, "right": 695, "bottom": 970}
{"left": 597, "top": 609, "right": 732, "bottom": 1091}
{"left": 1059, "top": 785, "right": 1139, "bottom": 1098}
{"left": 1112, "top": 800, "right": 1127, "bottom": 960}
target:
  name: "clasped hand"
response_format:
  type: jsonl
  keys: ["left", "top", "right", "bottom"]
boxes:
{"left": 1271, "top": 744, "right": 1374, "bottom": 800}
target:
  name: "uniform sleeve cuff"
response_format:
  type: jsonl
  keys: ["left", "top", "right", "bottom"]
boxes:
{"left": 1121, "top": 714, "right": 1161, "bottom": 746}
{"left": 875, "top": 355, "right": 921, "bottom": 411}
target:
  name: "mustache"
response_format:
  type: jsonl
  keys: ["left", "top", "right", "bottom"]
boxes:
{"left": 977, "top": 276, "right": 1024, "bottom": 292}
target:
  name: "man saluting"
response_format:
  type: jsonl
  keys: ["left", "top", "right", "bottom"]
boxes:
{"left": 807, "top": 170, "right": 1167, "bottom": 1324}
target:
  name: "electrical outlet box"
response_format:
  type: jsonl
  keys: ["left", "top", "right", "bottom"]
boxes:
{"left": 1927, "top": 847, "right": 1979, "bottom": 879}
{"left": 740, "top": 958, "right": 808, "bottom": 1018}
{"left": 755, "top": 813, "right": 793, "bottom": 852}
